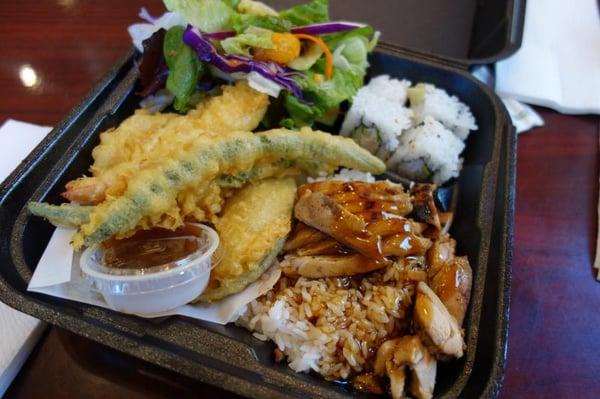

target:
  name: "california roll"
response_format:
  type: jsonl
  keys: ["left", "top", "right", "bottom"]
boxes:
{"left": 341, "top": 75, "right": 478, "bottom": 184}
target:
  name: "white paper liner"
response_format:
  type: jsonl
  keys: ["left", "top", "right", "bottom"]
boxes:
{"left": 28, "top": 228, "right": 281, "bottom": 324}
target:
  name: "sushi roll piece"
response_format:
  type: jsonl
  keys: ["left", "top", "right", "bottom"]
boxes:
{"left": 341, "top": 75, "right": 413, "bottom": 159}
{"left": 340, "top": 75, "right": 477, "bottom": 185}
{"left": 386, "top": 117, "right": 465, "bottom": 185}
{"left": 363, "top": 75, "right": 412, "bottom": 103}
{"left": 408, "top": 83, "right": 478, "bottom": 140}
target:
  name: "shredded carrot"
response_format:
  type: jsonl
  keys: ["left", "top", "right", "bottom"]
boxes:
{"left": 293, "top": 33, "right": 333, "bottom": 80}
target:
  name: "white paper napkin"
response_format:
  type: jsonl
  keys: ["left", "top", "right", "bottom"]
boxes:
{"left": 496, "top": 0, "right": 600, "bottom": 114}
{"left": 0, "top": 119, "right": 49, "bottom": 397}
{"left": 0, "top": 120, "right": 51, "bottom": 182}
{"left": 28, "top": 228, "right": 281, "bottom": 324}
{"left": 471, "top": 65, "right": 545, "bottom": 134}
{"left": 500, "top": 97, "right": 544, "bottom": 134}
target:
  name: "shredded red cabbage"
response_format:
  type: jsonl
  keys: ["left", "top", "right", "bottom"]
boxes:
{"left": 290, "top": 21, "right": 366, "bottom": 35}
{"left": 202, "top": 31, "right": 236, "bottom": 40}
{"left": 194, "top": 21, "right": 365, "bottom": 41}
{"left": 182, "top": 26, "right": 305, "bottom": 99}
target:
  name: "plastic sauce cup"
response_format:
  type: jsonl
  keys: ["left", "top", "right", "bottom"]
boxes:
{"left": 80, "top": 223, "right": 219, "bottom": 316}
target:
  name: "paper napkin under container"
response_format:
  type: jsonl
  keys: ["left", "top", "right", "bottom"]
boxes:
{"left": 496, "top": 0, "right": 600, "bottom": 115}
{"left": 0, "top": 120, "right": 50, "bottom": 397}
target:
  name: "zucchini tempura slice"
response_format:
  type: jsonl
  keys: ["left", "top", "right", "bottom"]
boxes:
{"left": 199, "top": 177, "right": 297, "bottom": 302}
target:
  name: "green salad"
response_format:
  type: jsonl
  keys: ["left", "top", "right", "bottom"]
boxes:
{"left": 128, "top": 0, "right": 379, "bottom": 128}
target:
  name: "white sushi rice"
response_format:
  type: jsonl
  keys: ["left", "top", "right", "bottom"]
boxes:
{"left": 341, "top": 75, "right": 477, "bottom": 184}
{"left": 363, "top": 75, "right": 412, "bottom": 104}
{"left": 340, "top": 76, "right": 413, "bottom": 153}
{"left": 408, "top": 83, "right": 478, "bottom": 140}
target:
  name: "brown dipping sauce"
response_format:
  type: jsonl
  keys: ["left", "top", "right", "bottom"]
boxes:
{"left": 101, "top": 224, "right": 202, "bottom": 270}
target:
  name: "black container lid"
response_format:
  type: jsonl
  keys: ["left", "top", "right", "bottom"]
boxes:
{"left": 267, "top": 0, "right": 526, "bottom": 67}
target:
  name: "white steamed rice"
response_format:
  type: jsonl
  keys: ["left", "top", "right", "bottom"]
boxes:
{"left": 237, "top": 261, "right": 419, "bottom": 380}
{"left": 308, "top": 168, "right": 376, "bottom": 183}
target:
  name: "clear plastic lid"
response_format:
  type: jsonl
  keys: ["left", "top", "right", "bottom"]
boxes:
{"left": 80, "top": 223, "right": 219, "bottom": 295}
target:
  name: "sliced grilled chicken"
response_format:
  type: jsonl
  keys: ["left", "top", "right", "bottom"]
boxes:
{"left": 426, "top": 236, "right": 456, "bottom": 278}
{"left": 438, "top": 211, "right": 454, "bottom": 234}
{"left": 366, "top": 217, "right": 423, "bottom": 236}
{"left": 294, "top": 190, "right": 384, "bottom": 261}
{"left": 388, "top": 368, "right": 408, "bottom": 399}
{"left": 293, "top": 238, "right": 348, "bottom": 256}
{"left": 374, "top": 336, "right": 437, "bottom": 399}
{"left": 298, "top": 180, "right": 413, "bottom": 217}
{"left": 414, "top": 282, "right": 464, "bottom": 359}
{"left": 284, "top": 223, "right": 330, "bottom": 252}
{"left": 430, "top": 256, "right": 472, "bottom": 326}
{"left": 374, "top": 338, "right": 401, "bottom": 377}
{"left": 288, "top": 181, "right": 442, "bottom": 276}
{"left": 406, "top": 346, "right": 436, "bottom": 399}
{"left": 410, "top": 184, "right": 441, "bottom": 230}
{"left": 373, "top": 338, "right": 407, "bottom": 399}
{"left": 382, "top": 233, "right": 433, "bottom": 257}
{"left": 281, "top": 254, "right": 385, "bottom": 278}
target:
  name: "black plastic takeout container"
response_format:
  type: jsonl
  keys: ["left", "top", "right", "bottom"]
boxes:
{"left": 0, "top": 0, "right": 522, "bottom": 397}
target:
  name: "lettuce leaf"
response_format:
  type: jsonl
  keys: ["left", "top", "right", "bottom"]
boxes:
{"left": 283, "top": 62, "right": 363, "bottom": 128}
{"left": 331, "top": 35, "right": 371, "bottom": 85}
{"left": 233, "top": 0, "right": 328, "bottom": 33}
{"left": 164, "top": 26, "right": 204, "bottom": 111}
{"left": 282, "top": 29, "right": 374, "bottom": 128}
{"left": 163, "top": 0, "right": 234, "bottom": 32}
{"left": 309, "top": 62, "right": 362, "bottom": 106}
{"left": 220, "top": 28, "right": 273, "bottom": 56}
{"left": 281, "top": 8, "right": 374, "bottom": 128}
{"left": 323, "top": 25, "right": 374, "bottom": 49}
{"left": 280, "top": 0, "right": 329, "bottom": 26}
{"left": 163, "top": 26, "right": 186, "bottom": 69}
{"left": 338, "top": 36, "right": 369, "bottom": 67}
{"left": 282, "top": 95, "right": 322, "bottom": 128}
{"left": 224, "top": 0, "right": 241, "bottom": 9}
{"left": 237, "top": 0, "right": 278, "bottom": 16}
{"left": 287, "top": 41, "right": 323, "bottom": 71}
{"left": 231, "top": 13, "right": 293, "bottom": 33}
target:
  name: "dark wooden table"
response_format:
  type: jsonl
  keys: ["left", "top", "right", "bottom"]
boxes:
{"left": 2, "top": 1, "right": 599, "bottom": 398}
